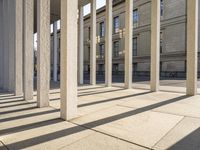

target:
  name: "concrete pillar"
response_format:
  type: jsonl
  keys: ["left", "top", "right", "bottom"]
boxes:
{"left": 78, "top": 6, "right": 84, "bottom": 85}
{"left": 24, "top": 0, "right": 34, "bottom": 100}
{"left": 186, "top": 0, "right": 198, "bottom": 96}
{"left": 124, "top": 0, "right": 133, "bottom": 89}
{"left": 37, "top": 0, "right": 50, "bottom": 107}
{"left": 14, "top": 0, "right": 23, "bottom": 95}
{"left": 53, "top": 21, "right": 58, "bottom": 82}
{"left": 60, "top": 0, "right": 78, "bottom": 120}
{"left": 90, "top": 0, "right": 96, "bottom": 85}
{"left": 105, "top": 0, "right": 112, "bottom": 87}
{"left": 0, "top": 0, "right": 3, "bottom": 89}
{"left": 8, "top": 0, "right": 14, "bottom": 92}
{"left": 150, "top": 0, "right": 160, "bottom": 92}
{"left": 3, "top": 0, "right": 9, "bottom": 91}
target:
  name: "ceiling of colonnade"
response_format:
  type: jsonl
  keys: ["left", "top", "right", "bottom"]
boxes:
{"left": 34, "top": 0, "right": 90, "bottom": 32}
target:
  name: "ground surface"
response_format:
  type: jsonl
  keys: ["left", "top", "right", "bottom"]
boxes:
{"left": 1, "top": 81, "right": 200, "bottom": 150}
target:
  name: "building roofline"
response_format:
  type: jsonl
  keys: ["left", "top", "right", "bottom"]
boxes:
{"left": 84, "top": 0, "right": 125, "bottom": 21}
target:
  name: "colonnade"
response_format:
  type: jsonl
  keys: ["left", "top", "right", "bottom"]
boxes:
{"left": 0, "top": 0, "right": 198, "bottom": 121}
{"left": 77, "top": 0, "right": 199, "bottom": 95}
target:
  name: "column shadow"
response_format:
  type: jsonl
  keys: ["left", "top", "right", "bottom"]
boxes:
{"left": 3, "top": 95, "right": 189, "bottom": 149}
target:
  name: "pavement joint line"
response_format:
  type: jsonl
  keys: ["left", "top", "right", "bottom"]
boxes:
{"left": 151, "top": 116, "right": 186, "bottom": 149}
{"left": 56, "top": 132, "right": 95, "bottom": 150}
{"left": 69, "top": 121, "right": 151, "bottom": 150}
{"left": 77, "top": 104, "right": 120, "bottom": 118}
{"left": 117, "top": 103, "right": 200, "bottom": 119}
{"left": 0, "top": 140, "right": 9, "bottom": 150}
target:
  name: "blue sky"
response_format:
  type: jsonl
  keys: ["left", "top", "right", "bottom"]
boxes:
{"left": 34, "top": 0, "right": 106, "bottom": 49}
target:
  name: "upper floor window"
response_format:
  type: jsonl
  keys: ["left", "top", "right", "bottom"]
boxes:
{"left": 113, "top": 41, "right": 120, "bottom": 57}
{"left": 161, "top": 0, "right": 164, "bottom": 17}
{"left": 99, "top": 44, "right": 105, "bottom": 59}
{"left": 99, "top": 22, "right": 105, "bottom": 37}
{"left": 113, "top": 16, "right": 120, "bottom": 34}
{"left": 88, "top": 27, "right": 91, "bottom": 40}
{"left": 133, "top": 37, "right": 137, "bottom": 56}
{"left": 88, "top": 46, "right": 90, "bottom": 59}
{"left": 133, "top": 9, "right": 139, "bottom": 28}
{"left": 160, "top": 32, "right": 163, "bottom": 53}
{"left": 133, "top": 63, "right": 137, "bottom": 72}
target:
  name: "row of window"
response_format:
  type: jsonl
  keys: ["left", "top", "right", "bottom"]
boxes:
{"left": 90, "top": 0, "right": 164, "bottom": 38}
{"left": 98, "top": 37, "right": 137, "bottom": 59}
{"left": 97, "top": 31, "right": 163, "bottom": 59}
{"left": 98, "top": 16, "right": 120, "bottom": 38}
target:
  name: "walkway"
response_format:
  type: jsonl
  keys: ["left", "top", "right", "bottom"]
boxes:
{"left": 1, "top": 84, "right": 200, "bottom": 150}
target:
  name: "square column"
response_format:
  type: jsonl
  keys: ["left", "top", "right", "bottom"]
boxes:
{"left": 90, "top": 0, "right": 97, "bottom": 85}
{"left": 37, "top": 0, "right": 50, "bottom": 107}
{"left": 78, "top": 6, "right": 84, "bottom": 85}
{"left": 53, "top": 21, "right": 58, "bottom": 82}
{"left": 60, "top": 0, "right": 78, "bottom": 120}
{"left": 14, "top": 0, "right": 23, "bottom": 95}
{"left": 3, "top": 0, "right": 9, "bottom": 91}
{"left": 0, "top": 0, "right": 3, "bottom": 89}
{"left": 105, "top": 0, "right": 112, "bottom": 87}
{"left": 24, "top": 0, "right": 34, "bottom": 100}
{"left": 186, "top": 0, "right": 198, "bottom": 96}
{"left": 150, "top": 0, "right": 160, "bottom": 92}
{"left": 124, "top": 0, "right": 133, "bottom": 89}
{"left": 8, "top": 0, "right": 15, "bottom": 92}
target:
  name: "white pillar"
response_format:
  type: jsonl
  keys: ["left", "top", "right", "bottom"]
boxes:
{"left": 3, "top": 0, "right": 9, "bottom": 91}
{"left": 124, "top": 0, "right": 133, "bottom": 89}
{"left": 186, "top": 0, "right": 198, "bottom": 96}
{"left": 150, "top": 0, "right": 160, "bottom": 92}
{"left": 90, "top": 0, "right": 96, "bottom": 85}
{"left": 78, "top": 6, "right": 84, "bottom": 85}
{"left": 24, "top": 0, "right": 34, "bottom": 100}
{"left": 37, "top": 0, "right": 50, "bottom": 107}
{"left": 105, "top": 0, "right": 112, "bottom": 87}
{"left": 53, "top": 21, "right": 58, "bottom": 82}
{"left": 60, "top": 0, "right": 78, "bottom": 120}
{"left": 8, "top": 0, "right": 15, "bottom": 92}
{"left": 14, "top": 0, "right": 23, "bottom": 95}
{"left": 0, "top": 0, "right": 3, "bottom": 89}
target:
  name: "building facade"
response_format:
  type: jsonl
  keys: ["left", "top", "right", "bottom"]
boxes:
{"left": 50, "top": 0, "right": 200, "bottom": 78}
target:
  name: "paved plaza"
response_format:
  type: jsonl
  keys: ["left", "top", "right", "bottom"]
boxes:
{"left": 1, "top": 80, "right": 200, "bottom": 150}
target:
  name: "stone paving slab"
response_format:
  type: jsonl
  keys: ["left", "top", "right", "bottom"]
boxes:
{"left": 62, "top": 132, "right": 148, "bottom": 150}
{"left": 0, "top": 107, "right": 60, "bottom": 135}
{"left": 119, "top": 92, "right": 200, "bottom": 118}
{"left": 72, "top": 105, "right": 183, "bottom": 148}
{"left": 0, "top": 106, "right": 58, "bottom": 120}
{"left": 1, "top": 84, "right": 200, "bottom": 150}
{"left": 153, "top": 117, "right": 200, "bottom": 150}
{"left": 1, "top": 113, "right": 94, "bottom": 150}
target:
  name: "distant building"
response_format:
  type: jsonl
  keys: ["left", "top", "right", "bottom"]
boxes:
{"left": 51, "top": 0, "right": 200, "bottom": 79}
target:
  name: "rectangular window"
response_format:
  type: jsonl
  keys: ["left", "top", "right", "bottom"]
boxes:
{"left": 99, "top": 44, "right": 105, "bottom": 59}
{"left": 161, "top": 0, "right": 164, "bottom": 17}
{"left": 133, "top": 63, "right": 137, "bottom": 72}
{"left": 88, "top": 27, "right": 91, "bottom": 40}
{"left": 113, "top": 41, "right": 119, "bottom": 58}
{"left": 88, "top": 46, "right": 90, "bottom": 59}
{"left": 99, "top": 22, "right": 105, "bottom": 37}
{"left": 133, "top": 9, "right": 139, "bottom": 28}
{"left": 113, "top": 64, "right": 119, "bottom": 72}
{"left": 98, "top": 64, "right": 104, "bottom": 72}
{"left": 133, "top": 37, "right": 137, "bottom": 56}
{"left": 160, "top": 32, "right": 163, "bottom": 53}
{"left": 113, "top": 16, "right": 120, "bottom": 34}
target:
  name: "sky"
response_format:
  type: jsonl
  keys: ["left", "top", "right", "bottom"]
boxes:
{"left": 34, "top": 0, "right": 106, "bottom": 49}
